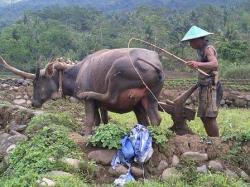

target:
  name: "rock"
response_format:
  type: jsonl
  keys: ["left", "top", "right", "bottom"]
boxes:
{"left": 157, "top": 160, "right": 168, "bottom": 172}
{"left": 37, "top": 177, "right": 56, "bottom": 187}
{"left": 240, "top": 170, "right": 250, "bottom": 182}
{"left": 61, "top": 157, "right": 81, "bottom": 170}
{"left": 0, "top": 133, "right": 11, "bottom": 143}
{"left": 162, "top": 167, "right": 180, "bottom": 180}
{"left": 13, "top": 99, "right": 26, "bottom": 105}
{"left": 171, "top": 155, "right": 180, "bottom": 167}
{"left": 16, "top": 95, "right": 22, "bottom": 99}
{"left": 6, "top": 121, "right": 27, "bottom": 132}
{"left": 46, "top": 170, "right": 73, "bottom": 178}
{"left": 225, "top": 169, "right": 238, "bottom": 179}
{"left": 1, "top": 84, "right": 9, "bottom": 88}
{"left": 26, "top": 100, "right": 32, "bottom": 106}
{"left": 48, "top": 157, "right": 56, "bottom": 162}
{"left": 197, "top": 164, "right": 207, "bottom": 173}
{"left": 23, "top": 95, "right": 29, "bottom": 99}
{"left": 69, "top": 97, "right": 78, "bottom": 103}
{"left": 7, "top": 134, "right": 27, "bottom": 143}
{"left": 208, "top": 160, "right": 223, "bottom": 171}
{"left": 182, "top": 152, "right": 208, "bottom": 161}
{"left": 88, "top": 150, "right": 116, "bottom": 165}
{"left": 245, "top": 95, "right": 250, "bottom": 101}
{"left": 220, "top": 99, "right": 225, "bottom": 105}
{"left": 131, "top": 166, "right": 144, "bottom": 177}
{"left": 108, "top": 165, "right": 128, "bottom": 177}
{"left": 6, "top": 144, "right": 16, "bottom": 153}
{"left": 13, "top": 86, "right": 19, "bottom": 91}
{"left": 234, "top": 98, "right": 247, "bottom": 107}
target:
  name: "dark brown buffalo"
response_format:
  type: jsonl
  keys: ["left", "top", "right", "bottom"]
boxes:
{"left": 0, "top": 48, "right": 165, "bottom": 135}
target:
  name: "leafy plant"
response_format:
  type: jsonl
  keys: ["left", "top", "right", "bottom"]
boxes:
{"left": 148, "top": 126, "right": 173, "bottom": 146}
{"left": 88, "top": 123, "right": 128, "bottom": 149}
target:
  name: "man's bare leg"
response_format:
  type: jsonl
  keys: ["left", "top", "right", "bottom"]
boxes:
{"left": 201, "top": 117, "right": 219, "bottom": 137}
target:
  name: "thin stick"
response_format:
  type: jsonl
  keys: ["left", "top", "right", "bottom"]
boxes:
{"left": 128, "top": 37, "right": 209, "bottom": 77}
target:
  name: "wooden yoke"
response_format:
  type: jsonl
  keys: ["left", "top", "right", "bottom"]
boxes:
{"left": 158, "top": 84, "right": 198, "bottom": 135}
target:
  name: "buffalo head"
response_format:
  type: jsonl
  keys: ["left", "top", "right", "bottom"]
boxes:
{"left": 0, "top": 57, "right": 70, "bottom": 108}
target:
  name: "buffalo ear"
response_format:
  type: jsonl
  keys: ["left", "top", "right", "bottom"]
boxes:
{"left": 45, "top": 63, "right": 55, "bottom": 77}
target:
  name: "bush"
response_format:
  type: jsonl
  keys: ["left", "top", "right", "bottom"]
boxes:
{"left": 88, "top": 123, "right": 128, "bottom": 149}
{"left": 0, "top": 113, "right": 83, "bottom": 187}
{"left": 223, "top": 64, "right": 250, "bottom": 79}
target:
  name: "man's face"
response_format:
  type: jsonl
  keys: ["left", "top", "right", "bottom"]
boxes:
{"left": 189, "top": 38, "right": 203, "bottom": 49}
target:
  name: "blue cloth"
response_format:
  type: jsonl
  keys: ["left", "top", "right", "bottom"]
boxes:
{"left": 111, "top": 124, "right": 153, "bottom": 186}
{"left": 114, "top": 171, "right": 135, "bottom": 186}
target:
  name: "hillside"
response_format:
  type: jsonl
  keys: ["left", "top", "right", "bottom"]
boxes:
{"left": 0, "top": 0, "right": 247, "bottom": 27}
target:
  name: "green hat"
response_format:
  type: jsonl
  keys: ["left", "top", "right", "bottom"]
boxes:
{"left": 181, "top": 26, "right": 214, "bottom": 42}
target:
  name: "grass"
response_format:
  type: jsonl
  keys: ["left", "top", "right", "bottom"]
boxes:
{"left": 109, "top": 108, "right": 250, "bottom": 138}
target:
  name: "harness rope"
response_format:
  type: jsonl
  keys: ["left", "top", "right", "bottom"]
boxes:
{"left": 127, "top": 37, "right": 207, "bottom": 113}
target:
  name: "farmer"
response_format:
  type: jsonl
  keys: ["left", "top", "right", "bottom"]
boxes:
{"left": 181, "top": 26, "right": 223, "bottom": 137}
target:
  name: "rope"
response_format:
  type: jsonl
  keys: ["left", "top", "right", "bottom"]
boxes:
{"left": 127, "top": 37, "right": 206, "bottom": 114}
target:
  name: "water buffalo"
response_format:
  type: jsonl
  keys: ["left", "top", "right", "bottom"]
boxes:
{"left": 0, "top": 48, "right": 165, "bottom": 135}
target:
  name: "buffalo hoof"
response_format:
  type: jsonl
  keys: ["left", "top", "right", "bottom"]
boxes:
{"left": 80, "top": 128, "right": 93, "bottom": 137}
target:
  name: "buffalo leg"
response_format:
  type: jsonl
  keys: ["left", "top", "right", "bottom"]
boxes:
{"left": 133, "top": 103, "right": 149, "bottom": 125}
{"left": 142, "top": 96, "right": 162, "bottom": 126}
{"left": 100, "top": 108, "right": 108, "bottom": 124}
{"left": 82, "top": 100, "right": 95, "bottom": 136}
{"left": 94, "top": 104, "right": 101, "bottom": 126}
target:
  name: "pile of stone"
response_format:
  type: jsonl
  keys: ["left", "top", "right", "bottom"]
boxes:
{"left": 0, "top": 78, "right": 32, "bottom": 107}
{"left": 86, "top": 148, "right": 250, "bottom": 183}
{"left": 0, "top": 105, "right": 42, "bottom": 173}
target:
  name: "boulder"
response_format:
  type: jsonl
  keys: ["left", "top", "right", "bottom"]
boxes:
{"left": 208, "top": 160, "right": 223, "bottom": 171}
{"left": 7, "top": 134, "right": 27, "bottom": 143}
{"left": 13, "top": 99, "right": 26, "bottom": 105}
{"left": 46, "top": 170, "right": 73, "bottom": 178}
{"left": 6, "top": 144, "right": 16, "bottom": 153}
{"left": 240, "top": 170, "right": 250, "bottom": 182}
{"left": 1, "top": 84, "right": 9, "bottom": 88}
{"left": 60, "top": 157, "right": 81, "bottom": 170}
{"left": 161, "top": 167, "right": 180, "bottom": 180}
{"left": 246, "top": 95, "right": 250, "bottom": 101}
{"left": 182, "top": 151, "right": 208, "bottom": 161}
{"left": 88, "top": 150, "right": 116, "bottom": 165}
{"left": 171, "top": 155, "right": 180, "bottom": 167}
{"left": 234, "top": 98, "right": 247, "bottom": 107}
{"left": 224, "top": 169, "right": 238, "bottom": 179}
{"left": 197, "top": 164, "right": 208, "bottom": 173}
{"left": 157, "top": 160, "right": 168, "bottom": 172}
{"left": 36, "top": 177, "right": 56, "bottom": 187}
{"left": 108, "top": 165, "right": 128, "bottom": 177}
{"left": 131, "top": 166, "right": 144, "bottom": 177}
{"left": 69, "top": 97, "right": 78, "bottom": 103}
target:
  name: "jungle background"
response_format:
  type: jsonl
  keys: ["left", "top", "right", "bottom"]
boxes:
{"left": 0, "top": 0, "right": 250, "bottom": 79}
{"left": 0, "top": 0, "right": 250, "bottom": 187}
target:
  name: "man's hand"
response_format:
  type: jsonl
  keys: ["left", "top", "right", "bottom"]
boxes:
{"left": 186, "top": 61, "right": 200, "bottom": 69}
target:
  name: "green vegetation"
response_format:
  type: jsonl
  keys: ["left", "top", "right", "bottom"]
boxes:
{"left": 0, "top": 112, "right": 88, "bottom": 187}
{"left": 125, "top": 174, "right": 248, "bottom": 187}
{"left": 165, "top": 78, "right": 250, "bottom": 91}
{"left": 88, "top": 123, "right": 128, "bottom": 149}
{"left": 0, "top": 2, "right": 250, "bottom": 78}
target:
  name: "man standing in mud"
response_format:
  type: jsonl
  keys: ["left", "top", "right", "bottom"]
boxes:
{"left": 181, "top": 26, "right": 223, "bottom": 137}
